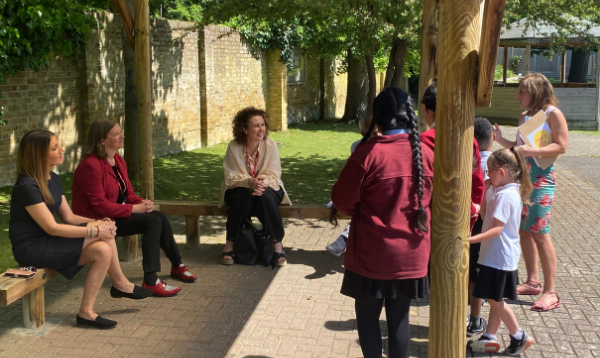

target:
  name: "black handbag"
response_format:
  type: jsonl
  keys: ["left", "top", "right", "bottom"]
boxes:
{"left": 233, "top": 220, "right": 258, "bottom": 265}
{"left": 255, "top": 229, "right": 275, "bottom": 267}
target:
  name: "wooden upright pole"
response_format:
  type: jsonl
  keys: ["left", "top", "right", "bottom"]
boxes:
{"left": 524, "top": 43, "right": 531, "bottom": 75}
{"left": 417, "top": 0, "right": 439, "bottom": 132}
{"left": 429, "top": 0, "right": 482, "bottom": 356}
{"left": 560, "top": 47, "right": 567, "bottom": 84}
{"left": 134, "top": 0, "right": 154, "bottom": 200}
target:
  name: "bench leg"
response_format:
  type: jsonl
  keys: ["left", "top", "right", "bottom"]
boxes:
{"left": 186, "top": 216, "right": 200, "bottom": 248}
{"left": 123, "top": 235, "right": 139, "bottom": 262}
{"left": 23, "top": 286, "right": 45, "bottom": 329}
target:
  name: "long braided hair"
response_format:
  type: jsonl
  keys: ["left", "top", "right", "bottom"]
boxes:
{"left": 329, "top": 87, "right": 429, "bottom": 233}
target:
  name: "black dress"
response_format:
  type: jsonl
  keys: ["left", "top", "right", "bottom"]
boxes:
{"left": 9, "top": 172, "right": 84, "bottom": 279}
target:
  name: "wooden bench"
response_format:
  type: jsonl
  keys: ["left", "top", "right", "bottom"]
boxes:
{"left": 0, "top": 268, "right": 58, "bottom": 328}
{"left": 119, "top": 201, "right": 349, "bottom": 261}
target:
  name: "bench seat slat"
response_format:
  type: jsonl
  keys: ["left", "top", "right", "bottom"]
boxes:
{"left": 0, "top": 269, "right": 58, "bottom": 306}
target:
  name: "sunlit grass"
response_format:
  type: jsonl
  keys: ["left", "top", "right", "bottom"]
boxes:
{"left": 0, "top": 120, "right": 362, "bottom": 270}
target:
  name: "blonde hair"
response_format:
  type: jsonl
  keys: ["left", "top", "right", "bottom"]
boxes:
{"left": 488, "top": 147, "right": 533, "bottom": 205}
{"left": 17, "top": 130, "right": 56, "bottom": 205}
{"left": 519, "top": 73, "right": 558, "bottom": 115}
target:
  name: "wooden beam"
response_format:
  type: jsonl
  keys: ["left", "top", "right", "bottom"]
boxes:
{"left": 429, "top": 0, "right": 483, "bottom": 356}
{"left": 112, "top": 0, "right": 135, "bottom": 50}
{"left": 476, "top": 0, "right": 506, "bottom": 107}
{"left": 135, "top": 0, "right": 154, "bottom": 200}
{"left": 524, "top": 43, "right": 531, "bottom": 75}
{"left": 502, "top": 46, "right": 508, "bottom": 86}
{"left": 23, "top": 286, "right": 44, "bottom": 329}
{"left": 560, "top": 47, "right": 567, "bottom": 83}
{"left": 417, "top": 0, "right": 439, "bottom": 132}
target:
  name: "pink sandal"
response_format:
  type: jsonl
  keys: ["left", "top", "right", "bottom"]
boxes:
{"left": 516, "top": 279, "right": 542, "bottom": 295}
{"left": 531, "top": 291, "right": 561, "bottom": 312}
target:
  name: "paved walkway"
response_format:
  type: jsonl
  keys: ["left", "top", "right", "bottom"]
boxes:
{"left": 0, "top": 128, "right": 599, "bottom": 358}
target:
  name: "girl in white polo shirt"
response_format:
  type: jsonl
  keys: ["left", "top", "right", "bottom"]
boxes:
{"left": 467, "top": 147, "right": 534, "bottom": 356}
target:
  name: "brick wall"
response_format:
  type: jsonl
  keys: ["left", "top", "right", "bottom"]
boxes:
{"left": 200, "top": 25, "right": 267, "bottom": 146}
{"left": 287, "top": 55, "right": 321, "bottom": 123}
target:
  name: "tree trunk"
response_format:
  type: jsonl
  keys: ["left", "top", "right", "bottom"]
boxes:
{"left": 121, "top": 0, "right": 140, "bottom": 182}
{"left": 340, "top": 49, "right": 368, "bottom": 123}
{"left": 568, "top": 48, "right": 590, "bottom": 83}
{"left": 390, "top": 39, "right": 408, "bottom": 88}
{"left": 365, "top": 53, "right": 377, "bottom": 116}
{"left": 384, "top": 40, "right": 398, "bottom": 88}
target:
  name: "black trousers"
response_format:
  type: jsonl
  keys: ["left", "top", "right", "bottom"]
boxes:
{"left": 355, "top": 294, "right": 412, "bottom": 358}
{"left": 225, "top": 187, "right": 285, "bottom": 242}
{"left": 115, "top": 211, "right": 182, "bottom": 273}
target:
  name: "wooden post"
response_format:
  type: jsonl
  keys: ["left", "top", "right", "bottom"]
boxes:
{"left": 560, "top": 47, "right": 567, "bottom": 84}
{"left": 135, "top": 0, "right": 154, "bottom": 200}
{"left": 123, "top": 235, "right": 139, "bottom": 262}
{"left": 429, "top": 0, "right": 482, "bottom": 356}
{"left": 476, "top": 0, "right": 506, "bottom": 107}
{"left": 502, "top": 46, "right": 508, "bottom": 86}
{"left": 524, "top": 43, "right": 531, "bottom": 75}
{"left": 112, "top": 0, "right": 135, "bottom": 50}
{"left": 186, "top": 216, "right": 200, "bottom": 248}
{"left": 417, "top": 0, "right": 439, "bottom": 132}
{"left": 23, "top": 286, "right": 44, "bottom": 328}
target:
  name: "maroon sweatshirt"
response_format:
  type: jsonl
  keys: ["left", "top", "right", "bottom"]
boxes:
{"left": 331, "top": 134, "right": 434, "bottom": 280}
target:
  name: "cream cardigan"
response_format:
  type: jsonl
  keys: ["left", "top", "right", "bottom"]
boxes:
{"left": 218, "top": 137, "right": 291, "bottom": 207}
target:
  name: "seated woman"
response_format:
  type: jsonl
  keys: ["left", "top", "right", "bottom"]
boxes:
{"left": 219, "top": 107, "right": 291, "bottom": 266}
{"left": 71, "top": 119, "right": 196, "bottom": 297}
{"left": 331, "top": 88, "right": 434, "bottom": 358}
{"left": 9, "top": 130, "right": 152, "bottom": 330}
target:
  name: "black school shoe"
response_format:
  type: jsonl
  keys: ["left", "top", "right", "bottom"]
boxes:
{"left": 467, "top": 316, "right": 488, "bottom": 337}
{"left": 76, "top": 315, "right": 117, "bottom": 329}
{"left": 505, "top": 331, "right": 534, "bottom": 356}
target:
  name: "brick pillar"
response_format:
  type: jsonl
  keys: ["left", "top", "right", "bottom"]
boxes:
{"left": 266, "top": 49, "right": 287, "bottom": 131}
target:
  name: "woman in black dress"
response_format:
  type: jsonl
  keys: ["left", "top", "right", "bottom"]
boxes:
{"left": 9, "top": 130, "right": 151, "bottom": 329}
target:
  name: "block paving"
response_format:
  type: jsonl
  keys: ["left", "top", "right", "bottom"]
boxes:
{"left": 0, "top": 127, "right": 599, "bottom": 357}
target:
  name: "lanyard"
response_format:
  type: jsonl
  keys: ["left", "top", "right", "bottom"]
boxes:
{"left": 383, "top": 129, "right": 409, "bottom": 135}
{"left": 114, "top": 165, "right": 127, "bottom": 203}
{"left": 245, "top": 146, "right": 259, "bottom": 178}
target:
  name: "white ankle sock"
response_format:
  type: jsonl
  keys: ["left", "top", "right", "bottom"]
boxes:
{"left": 483, "top": 333, "right": 497, "bottom": 341}
{"left": 510, "top": 329, "right": 524, "bottom": 340}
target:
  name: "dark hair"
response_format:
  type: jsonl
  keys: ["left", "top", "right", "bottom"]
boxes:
{"left": 345, "top": 87, "right": 428, "bottom": 233}
{"left": 232, "top": 107, "right": 270, "bottom": 144}
{"left": 474, "top": 117, "right": 493, "bottom": 150}
{"left": 421, "top": 82, "right": 437, "bottom": 112}
{"left": 85, "top": 118, "right": 120, "bottom": 158}
{"left": 488, "top": 147, "right": 533, "bottom": 204}
{"left": 17, "top": 130, "right": 56, "bottom": 205}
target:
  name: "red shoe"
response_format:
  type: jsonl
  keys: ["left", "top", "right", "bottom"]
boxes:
{"left": 170, "top": 265, "right": 197, "bottom": 282}
{"left": 142, "top": 280, "right": 181, "bottom": 297}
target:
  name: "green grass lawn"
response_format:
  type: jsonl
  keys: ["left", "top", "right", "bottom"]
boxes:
{"left": 0, "top": 121, "right": 362, "bottom": 271}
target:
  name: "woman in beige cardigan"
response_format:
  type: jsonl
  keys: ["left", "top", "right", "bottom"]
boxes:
{"left": 219, "top": 107, "right": 291, "bottom": 266}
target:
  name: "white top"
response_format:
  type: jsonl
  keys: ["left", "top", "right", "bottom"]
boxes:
{"left": 478, "top": 183, "right": 523, "bottom": 271}
{"left": 350, "top": 139, "right": 362, "bottom": 154}
{"left": 517, "top": 105, "right": 556, "bottom": 146}
{"left": 480, "top": 151, "right": 492, "bottom": 180}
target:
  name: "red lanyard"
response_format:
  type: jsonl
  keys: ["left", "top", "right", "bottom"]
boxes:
{"left": 245, "top": 146, "right": 259, "bottom": 178}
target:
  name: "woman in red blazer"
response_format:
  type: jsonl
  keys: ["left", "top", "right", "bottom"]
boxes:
{"left": 72, "top": 119, "right": 196, "bottom": 297}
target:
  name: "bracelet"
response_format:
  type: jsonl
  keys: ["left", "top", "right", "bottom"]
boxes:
{"left": 91, "top": 226, "right": 94, "bottom": 239}
{"left": 87, "top": 227, "right": 91, "bottom": 238}
{"left": 95, "top": 226, "right": 100, "bottom": 238}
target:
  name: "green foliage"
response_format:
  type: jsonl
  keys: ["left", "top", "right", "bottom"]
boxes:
{"left": 494, "top": 65, "right": 516, "bottom": 81}
{"left": 508, "top": 55, "right": 523, "bottom": 73}
{"left": 0, "top": 0, "right": 97, "bottom": 122}
{"left": 149, "top": 0, "right": 203, "bottom": 22}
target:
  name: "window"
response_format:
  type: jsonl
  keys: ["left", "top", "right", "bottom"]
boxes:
{"left": 287, "top": 49, "right": 306, "bottom": 85}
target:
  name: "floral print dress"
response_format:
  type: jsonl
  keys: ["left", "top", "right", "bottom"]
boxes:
{"left": 518, "top": 106, "right": 557, "bottom": 234}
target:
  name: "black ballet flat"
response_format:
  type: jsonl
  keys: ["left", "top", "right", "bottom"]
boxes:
{"left": 76, "top": 315, "right": 117, "bottom": 329}
{"left": 110, "top": 285, "right": 153, "bottom": 299}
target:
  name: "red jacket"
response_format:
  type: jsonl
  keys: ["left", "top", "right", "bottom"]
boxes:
{"left": 331, "top": 134, "right": 434, "bottom": 280}
{"left": 420, "top": 128, "right": 485, "bottom": 230}
{"left": 71, "top": 154, "right": 144, "bottom": 219}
